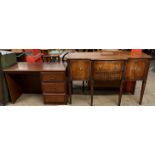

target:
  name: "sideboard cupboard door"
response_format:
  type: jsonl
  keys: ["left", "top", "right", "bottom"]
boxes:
{"left": 125, "top": 59, "right": 150, "bottom": 80}
{"left": 69, "top": 60, "right": 91, "bottom": 80}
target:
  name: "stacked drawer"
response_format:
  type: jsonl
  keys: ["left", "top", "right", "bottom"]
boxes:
{"left": 41, "top": 71, "right": 68, "bottom": 105}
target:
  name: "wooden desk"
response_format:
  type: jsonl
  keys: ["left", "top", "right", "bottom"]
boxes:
{"left": 4, "top": 62, "right": 68, "bottom": 105}
{"left": 67, "top": 51, "right": 152, "bottom": 94}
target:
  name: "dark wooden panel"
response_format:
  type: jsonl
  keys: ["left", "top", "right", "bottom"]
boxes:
{"left": 125, "top": 59, "right": 149, "bottom": 80}
{"left": 93, "top": 61, "right": 124, "bottom": 80}
{"left": 93, "top": 80, "right": 120, "bottom": 88}
{"left": 69, "top": 60, "right": 91, "bottom": 80}
{"left": 43, "top": 94, "right": 67, "bottom": 104}
{"left": 41, "top": 72, "right": 65, "bottom": 82}
{"left": 5, "top": 72, "right": 42, "bottom": 103}
{"left": 89, "top": 81, "right": 136, "bottom": 94}
{"left": 5, "top": 73, "right": 22, "bottom": 103}
{"left": 16, "top": 73, "right": 41, "bottom": 93}
{"left": 42, "top": 82, "right": 65, "bottom": 93}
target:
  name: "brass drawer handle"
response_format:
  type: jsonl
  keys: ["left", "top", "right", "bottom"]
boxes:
{"left": 49, "top": 77, "right": 55, "bottom": 80}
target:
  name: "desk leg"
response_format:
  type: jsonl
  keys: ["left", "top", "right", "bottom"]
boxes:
{"left": 5, "top": 73, "right": 22, "bottom": 103}
{"left": 69, "top": 81, "right": 72, "bottom": 104}
{"left": 139, "top": 80, "right": 146, "bottom": 105}
{"left": 118, "top": 81, "right": 124, "bottom": 106}
{"left": 0, "top": 75, "right": 4, "bottom": 105}
{"left": 90, "top": 80, "right": 94, "bottom": 106}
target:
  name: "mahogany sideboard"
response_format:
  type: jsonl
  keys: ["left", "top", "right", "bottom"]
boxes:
{"left": 67, "top": 51, "right": 152, "bottom": 104}
{"left": 3, "top": 62, "right": 68, "bottom": 105}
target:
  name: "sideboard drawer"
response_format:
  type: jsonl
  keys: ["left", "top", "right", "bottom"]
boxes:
{"left": 94, "top": 72, "right": 122, "bottom": 80}
{"left": 43, "top": 94, "right": 67, "bottom": 104}
{"left": 93, "top": 61, "right": 124, "bottom": 80}
{"left": 94, "top": 61, "right": 123, "bottom": 73}
{"left": 42, "top": 82, "right": 65, "bottom": 93}
{"left": 41, "top": 72, "right": 65, "bottom": 82}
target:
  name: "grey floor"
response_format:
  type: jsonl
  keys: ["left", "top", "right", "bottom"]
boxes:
{"left": 8, "top": 61, "right": 155, "bottom": 106}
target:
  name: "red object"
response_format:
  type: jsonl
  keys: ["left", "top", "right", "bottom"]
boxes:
{"left": 24, "top": 49, "right": 43, "bottom": 63}
{"left": 126, "top": 81, "right": 136, "bottom": 93}
{"left": 126, "top": 49, "right": 142, "bottom": 93}
{"left": 131, "top": 49, "right": 142, "bottom": 57}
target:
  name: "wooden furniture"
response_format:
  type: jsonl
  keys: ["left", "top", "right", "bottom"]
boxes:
{"left": 91, "top": 60, "right": 126, "bottom": 106}
{"left": 67, "top": 51, "right": 152, "bottom": 105}
{"left": 4, "top": 62, "right": 68, "bottom": 105}
{"left": 41, "top": 71, "right": 67, "bottom": 104}
{"left": 68, "top": 59, "right": 92, "bottom": 104}
{"left": 125, "top": 58, "right": 150, "bottom": 105}
{"left": 0, "top": 51, "right": 17, "bottom": 105}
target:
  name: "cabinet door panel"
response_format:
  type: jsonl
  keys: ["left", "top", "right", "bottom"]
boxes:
{"left": 69, "top": 60, "right": 91, "bottom": 80}
{"left": 125, "top": 59, "right": 149, "bottom": 80}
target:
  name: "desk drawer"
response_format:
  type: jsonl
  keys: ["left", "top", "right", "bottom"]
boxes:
{"left": 43, "top": 94, "right": 67, "bottom": 104}
{"left": 41, "top": 72, "right": 65, "bottom": 82}
{"left": 42, "top": 82, "right": 65, "bottom": 93}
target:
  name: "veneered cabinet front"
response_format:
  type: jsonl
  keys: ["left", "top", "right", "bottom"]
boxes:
{"left": 69, "top": 60, "right": 91, "bottom": 80}
{"left": 125, "top": 59, "right": 149, "bottom": 80}
{"left": 93, "top": 61, "right": 124, "bottom": 80}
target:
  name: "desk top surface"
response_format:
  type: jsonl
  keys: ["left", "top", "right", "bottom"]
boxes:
{"left": 67, "top": 51, "right": 152, "bottom": 60}
{"left": 4, "top": 62, "right": 67, "bottom": 72}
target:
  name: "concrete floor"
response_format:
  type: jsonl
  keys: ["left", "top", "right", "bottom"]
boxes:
{"left": 8, "top": 61, "right": 155, "bottom": 106}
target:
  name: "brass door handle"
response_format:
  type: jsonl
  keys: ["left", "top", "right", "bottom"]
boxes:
{"left": 98, "top": 66, "right": 102, "bottom": 70}
{"left": 79, "top": 67, "right": 83, "bottom": 71}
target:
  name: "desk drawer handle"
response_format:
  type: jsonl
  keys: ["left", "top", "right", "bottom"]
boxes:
{"left": 49, "top": 76, "right": 55, "bottom": 80}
